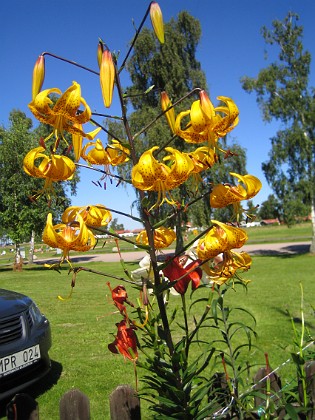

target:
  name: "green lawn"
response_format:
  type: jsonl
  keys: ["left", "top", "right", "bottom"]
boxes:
{"left": 245, "top": 222, "right": 312, "bottom": 244}
{"left": 0, "top": 251, "right": 314, "bottom": 419}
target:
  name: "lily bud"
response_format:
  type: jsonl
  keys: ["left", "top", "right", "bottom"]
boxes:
{"left": 161, "top": 91, "right": 175, "bottom": 133}
{"left": 199, "top": 90, "right": 215, "bottom": 121}
{"left": 100, "top": 50, "right": 115, "bottom": 108}
{"left": 150, "top": 2, "right": 164, "bottom": 44}
{"left": 32, "top": 55, "right": 45, "bottom": 100}
{"left": 97, "top": 41, "right": 104, "bottom": 69}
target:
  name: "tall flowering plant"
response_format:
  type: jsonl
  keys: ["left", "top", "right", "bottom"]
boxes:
{"left": 26, "top": 2, "right": 262, "bottom": 417}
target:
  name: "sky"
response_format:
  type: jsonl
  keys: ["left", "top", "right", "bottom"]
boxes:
{"left": 2, "top": 0, "right": 315, "bottom": 229}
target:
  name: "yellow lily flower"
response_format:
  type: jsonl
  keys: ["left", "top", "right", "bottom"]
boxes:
{"left": 188, "top": 146, "right": 217, "bottom": 173}
{"left": 72, "top": 125, "right": 102, "bottom": 162}
{"left": 23, "top": 147, "right": 75, "bottom": 181}
{"left": 161, "top": 91, "right": 175, "bottom": 133}
{"left": 200, "top": 91, "right": 239, "bottom": 137}
{"left": 136, "top": 226, "right": 176, "bottom": 249}
{"left": 201, "top": 250, "right": 252, "bottom": 285}
{"left": 29, "top": 81, "right": 91, "bottom": 147}
{"left": 131, "top": 146, "right": 194, "bottom": 208}
{"left": 23, "top": 147, "right": 75, "bottom": 199}
{"left": 174, "top": 101, "right": 210, "bottom": 144}
{"left": 210, "top": 172, "right": 262, "bottom": 208}
{"left": 32, "top": 54, "right": 45, "bottom": 100}
{"left": 23, "top": 147, "right": 75, "bottom": 197}
{"left": 196, "top": 220, "right": 248, "bottom": 260}
{"left": 62, "top": 205, "right": 112, "bottom": 227}
{"left": 42, "top": 213, "right": 96, "bottom": 260}
{"left": 81, "top": 139, "right": 130, "bottom": 166}
{"left": 174, "top": 94, "right": 239, "bottom": 145}
{"left": 150, "top": 2, "right": 165, "bottom": 44}
{"left": 97, "top": 41, "right": 103, "bottom": 69}
{"left": 100, "top": 50, "right": 115, "bottom": 108}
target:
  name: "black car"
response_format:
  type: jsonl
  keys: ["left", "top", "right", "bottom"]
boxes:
{"left": 0, "top": 289, "right": 51, "bottom": 400}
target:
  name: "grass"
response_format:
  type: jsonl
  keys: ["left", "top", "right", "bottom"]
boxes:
{"left": 0, "top": 250, "right": 314, "bottom": 418}
{"left": 245, "top": 222, "right": 312, "bottom": 244}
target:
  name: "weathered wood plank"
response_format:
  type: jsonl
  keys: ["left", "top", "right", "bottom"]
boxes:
{"left": 109, "top": 385, "right": 141, "bottom": 420}
{"left": 59, "top": 389, "right": 90, "bottom": 420}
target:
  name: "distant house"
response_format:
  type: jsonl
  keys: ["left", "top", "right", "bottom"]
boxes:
{"left": 260, "top": 218, "right": 280, "bottom": 226}
{"left": 115, "top": 228, "right": 144, "bottom": 237}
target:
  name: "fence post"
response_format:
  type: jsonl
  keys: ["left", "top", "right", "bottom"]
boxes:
{"left": 299, "top": 360, "right": 315, "bottom": 418}
{"left": 253, "top": 367, "right": 285, "bottom": 418}
{"left": 109, "top": 385, "right": 141, "bottom": 420}
{"left": 59, "top": 389, "right": 90, "bottom": 420}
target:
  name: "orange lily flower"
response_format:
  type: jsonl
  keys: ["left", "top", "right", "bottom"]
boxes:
{"left": 136, "top": 226, "right": 176, "bottom": 249}
{"left": 162, "top": 256, "right": 202, "bottom": 295}
{"left": 196, "top": 220, "right": 248, "bottom": 260}
{"left": 62, "top": 205, "right": 112, "bottom": 227}
{"left": 42, "top": 213, "right": 96, "bottom": 261}
{"left": 107, "top": 283, "right": 134, "bottom": 318}
{"left": 210, "top": 172, "right": 262, "bottom": 208}
{"left": 108, "top": 320, "right": 138, "bottom": 362}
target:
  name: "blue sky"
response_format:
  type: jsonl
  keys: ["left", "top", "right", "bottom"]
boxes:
{"left": 2, "top": 0, "right": 315, "bottom": 229}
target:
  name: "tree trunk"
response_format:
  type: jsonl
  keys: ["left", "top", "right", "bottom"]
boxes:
{"left": 29, "top": 230, "right": 35, "bottom": 263}
{"left": 15, "top": 243, "right": 21, "bottom": 265}
{"left": 310, "top": 202, "right": 315, "bottom": 254}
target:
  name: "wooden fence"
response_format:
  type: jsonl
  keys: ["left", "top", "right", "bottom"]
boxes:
{"left": 4, "top": 361, "right": 315, "bottom": 419}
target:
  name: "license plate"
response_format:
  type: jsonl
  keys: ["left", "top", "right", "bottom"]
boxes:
{"left": 0, "top": 345, "right": 41, "bottom": 377}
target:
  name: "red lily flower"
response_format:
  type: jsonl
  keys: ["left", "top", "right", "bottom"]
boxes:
{"left": 108, "top": 320, "right": 138, "bottom": 362}
{"left": 107, "top": 282, "right": 133, "bottom": 317}
{"left": 162, "top": 256, "right": 202, "bottom": 295}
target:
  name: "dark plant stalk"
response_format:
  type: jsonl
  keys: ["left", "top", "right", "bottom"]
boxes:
{"left": 75, "top": 163, "right": 130, "bottom": 183}
{"left": 71, "top": 266, "right": 140, "bottom": 285}
{"left": 118, "top": 2, "right": 152, "bottom": 73}
{"left": 114, "top": 55, "right": 176, "bottom": 358}
{"left": 181, "top": 294, "right": 189, "bottom": 361}
{"left": 42, "top": 51, "right": 99, "bottom": 75}
{"left": 219, "top": 286, "right": 244, "bottom": 419}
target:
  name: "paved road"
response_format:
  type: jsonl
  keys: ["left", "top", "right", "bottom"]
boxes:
{"left": 34, "top": 241, "right": 311, "bottom": 265}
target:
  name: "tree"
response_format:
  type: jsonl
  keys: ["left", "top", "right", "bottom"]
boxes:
{"left": 109, "top": 218, "right": 125, "bottom": 232}
{"left": 258, "top": 194, "right": 281, "bottom": 220}
{"left": 0, "top": 110, "right": 78, "bottom": 261}
{"left": 241, "top": 12, "right": 315, "bottom": 252}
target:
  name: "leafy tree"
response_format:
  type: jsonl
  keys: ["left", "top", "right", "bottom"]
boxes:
{"left": 258, "top": 194, "right": 281, "bottom": 220}
{"left": 241, "top": 12, "right": 315, "bottom": 252}
{"left": 0, "top": 110, "right": 78, "bottom": 260}
{"left": 109, "top": 218, "right": 125, "bottom": 231}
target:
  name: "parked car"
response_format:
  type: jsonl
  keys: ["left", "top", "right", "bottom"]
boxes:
{"left": 0, "top": 289, "right": 51, "bottom": 400}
